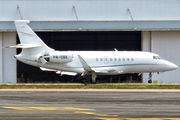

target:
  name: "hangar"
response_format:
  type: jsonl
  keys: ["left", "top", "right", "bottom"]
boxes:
{"left": 0, "top": 0, "right": 180, "bottom": 83}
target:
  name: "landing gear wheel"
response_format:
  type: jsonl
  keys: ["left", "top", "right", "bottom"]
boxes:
{"left": 90, "top": 79, "right": 97, "bottom": 84}
{"left": 148, "top": 80, "right": 152, "bottom": 83}
{"left": 80, "top": 78, "right": 87, "bottom": 85}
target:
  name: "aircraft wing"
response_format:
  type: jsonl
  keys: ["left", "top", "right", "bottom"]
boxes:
{"left": 77, "top": 55, "right": 92, "bottom": 72}
{"left": 92, "top": 68, "right": 116, "bottom": 73}
{"left": 40, "top": 67, "right": 77, "bottom": 76}
{"left": 78, "top": 55, "right": 116, "bottom": 74}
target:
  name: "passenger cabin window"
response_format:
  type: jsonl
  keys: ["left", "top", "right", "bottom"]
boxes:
{"left": 97, "top": 58, "right": 134, "bottom": 62}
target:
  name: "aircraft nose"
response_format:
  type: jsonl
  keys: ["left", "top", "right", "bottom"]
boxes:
{"left": 167, "top": 62, "right": 178, "bottom": 70}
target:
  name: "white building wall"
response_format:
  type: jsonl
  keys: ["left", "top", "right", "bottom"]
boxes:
{"left": 0, "top": 33, "right": 2, "bottom": 83}
{"left": 152, "top": 32, "right": 180, "bottom": 83}
{"left": 142, "top": 31, "right": 180, "bottom": 83}
{"left": 1, "top": 32, "right": 17, "bottom": 83}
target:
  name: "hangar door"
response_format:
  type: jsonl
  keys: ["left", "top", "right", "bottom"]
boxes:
{"left": 17, "top": 31, "right": 141, "bottom": 83}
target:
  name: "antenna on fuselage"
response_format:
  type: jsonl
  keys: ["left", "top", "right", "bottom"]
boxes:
{"left": 114, "top": 48, "right": 118, "bottom": 51}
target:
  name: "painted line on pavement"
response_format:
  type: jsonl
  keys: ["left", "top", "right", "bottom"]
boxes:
{"left": 1, "top": 106, "right": 94, "bottom": 111}
{"left": 98, "top": 118, "right": 180, "bottom": 120}
{"left": 75, "top": 111, "right": 118, "bottom": 117}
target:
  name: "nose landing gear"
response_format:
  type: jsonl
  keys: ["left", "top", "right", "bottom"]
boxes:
{"left": 148, "top": 72, "right": 152, "bottom": 83}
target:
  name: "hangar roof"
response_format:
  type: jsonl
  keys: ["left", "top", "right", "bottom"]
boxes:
{"left": 1, "top": 21, "right": 180, "bottom": 31}
{"left": 1, "top": 0, "right": 180, "bottom": 31}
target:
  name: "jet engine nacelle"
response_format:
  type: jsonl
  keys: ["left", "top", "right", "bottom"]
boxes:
{"left": 48, "top": 52, "right": 73, "bottom": 63}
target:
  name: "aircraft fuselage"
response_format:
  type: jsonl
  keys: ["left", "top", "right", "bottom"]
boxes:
{"left": 15, "top": 51, "right": 177, "bottom": 75}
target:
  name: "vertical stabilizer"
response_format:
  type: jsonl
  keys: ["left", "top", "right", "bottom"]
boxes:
{"left": 14, "top": 20, "right": 54, "bottom": 54}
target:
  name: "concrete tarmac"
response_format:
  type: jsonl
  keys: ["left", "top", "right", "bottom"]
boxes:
{"left": 0, "top": 89, "right": 180, "bottom": 120}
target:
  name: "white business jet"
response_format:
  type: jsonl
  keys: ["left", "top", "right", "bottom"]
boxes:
{"left": 5, "top": 20, "right": 178, "bottom": 84}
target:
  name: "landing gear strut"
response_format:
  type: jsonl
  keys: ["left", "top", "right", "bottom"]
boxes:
{"left": 90, "top": 78, "right": 97, "bottom": 84}
{"left": 148, "top": 72, "right": 152, "bottom": 83}
{"left": 80, "top": 77, "right": 87, "bottom": 85}
{"left": 90, "top": 71, "right": 97, "bottom": 84}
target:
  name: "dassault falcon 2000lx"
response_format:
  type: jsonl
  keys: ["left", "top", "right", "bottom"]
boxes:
{"left": 5, "top": 20, "right": 178, "bottom": 84}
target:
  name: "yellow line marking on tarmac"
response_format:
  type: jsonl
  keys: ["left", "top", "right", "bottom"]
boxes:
{"left": 63, "top": 107, "right": 94, "bottom": 111}
{"left": 28, "top": 107, "right": 59, "bottom": 110}
{"left": 2, "top": 107, "right": 179, "bottom": 120}
{"left": 1, "top": 107, "right": 32, "bottom": 110}
{"left": 1, "top": 107, "right": 94, "bottom": 111}
{"left": 98, "top": 118, "right": 119, "bottom": 120}
{"left": 98, "top": 118, "right": 180, "bottom": 120}
{"left": 75, "top": 111, "right": 118, "bottom": 117}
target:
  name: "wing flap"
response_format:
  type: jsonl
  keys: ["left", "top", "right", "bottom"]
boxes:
{"left": 40, "top": 67, "right": 57, "bottom": 72}
{"left": 60, "top": 72, "right": 78, "bottom": 76}
{"left": 40, "top": 67, "right": 77, "bottom": 76}
{"left": 93, "top": 70, "right": 109, "bottom": 74}
{"left": 92, "top": 68, "right": 116, "bottom": 74}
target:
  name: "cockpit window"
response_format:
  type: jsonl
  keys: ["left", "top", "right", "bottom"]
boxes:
{"left": 153, "top": 56, "right": 163, "bottom": 60}
{"left": 158, "top": 56, "right": 163, "bottom": 60}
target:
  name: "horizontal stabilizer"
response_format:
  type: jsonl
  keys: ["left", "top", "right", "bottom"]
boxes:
{"left": 4, "top": 44, "right": 42, "bottom": 49}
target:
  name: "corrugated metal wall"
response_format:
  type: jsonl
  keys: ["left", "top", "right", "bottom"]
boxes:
{"left": 1, "top": 0, "right": 180, "bottom": 21}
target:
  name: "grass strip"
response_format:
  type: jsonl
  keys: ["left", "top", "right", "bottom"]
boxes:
{"left": 0, "top": 84, "right": 180, "bottom": 89}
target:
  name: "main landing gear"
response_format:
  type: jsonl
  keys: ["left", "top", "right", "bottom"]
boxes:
{"left": 80, "top": 77, "right": 98, "bottom": 85}
{"left": 80, "top": 71, "right": 97, "bottom": 85}
{"left": 148, "top": 72, "right": 152, "bottom": 83}
{"left": 90, "top": 78, "right": 97, "bottom": 84}
{"left": 80, "top": 77, "right": 87, "bottom": 85}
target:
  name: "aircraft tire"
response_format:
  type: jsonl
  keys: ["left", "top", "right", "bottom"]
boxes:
{"left": 148, "top": 80, "right": 152, "bottom": 83}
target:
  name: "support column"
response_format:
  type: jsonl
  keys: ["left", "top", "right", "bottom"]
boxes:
{"left": 0, "top": 32, "right": 2, "bottom": 83}
{"left": 141, "top": 31, "right": 151, "bottom": 52}
{"left": 2, "top": 32, "right": 17, "bottom": 83}
{"left": 141, "top": 31, "right": 151, "bottom": 83}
